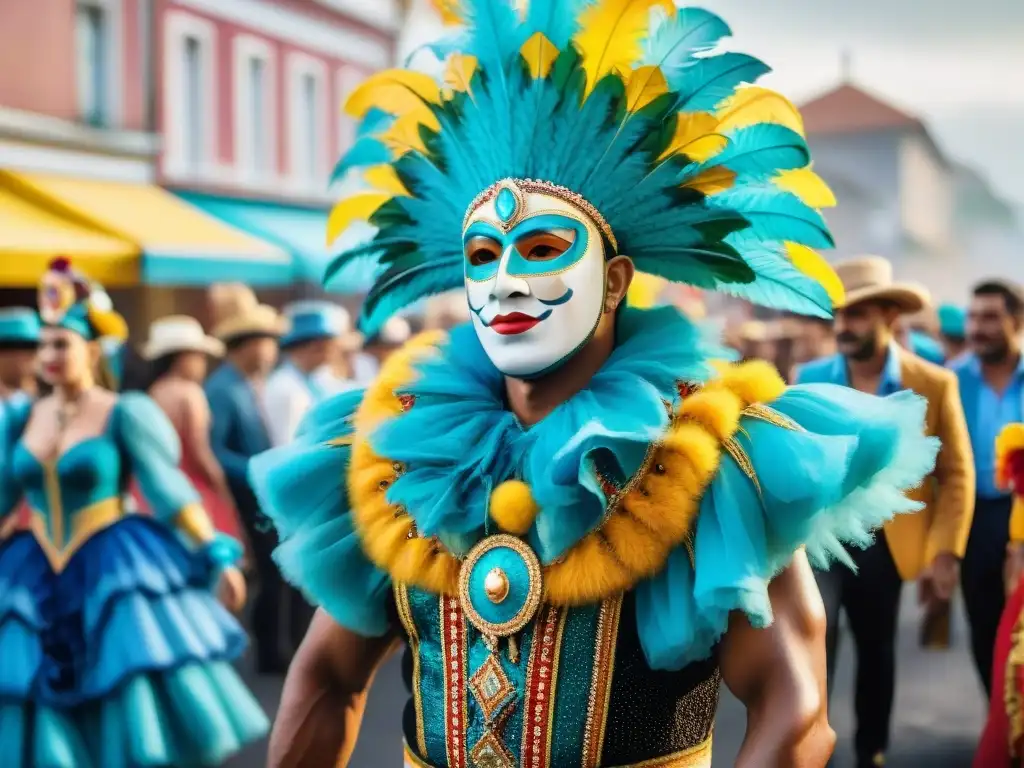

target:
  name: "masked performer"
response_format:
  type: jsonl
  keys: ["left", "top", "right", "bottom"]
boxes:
{"left": 0, "top": 259, "right": 268, "bottom": 766}
{"left": 975, "top": 424, "right": 1024, "bottom": 768}
{"left": 251, "top": 3, "right": 938, "bottom": 766}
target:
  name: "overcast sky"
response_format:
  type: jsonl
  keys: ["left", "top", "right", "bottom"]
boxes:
{"left": 400, "top": 0, "right": 1024, "bottom": 211}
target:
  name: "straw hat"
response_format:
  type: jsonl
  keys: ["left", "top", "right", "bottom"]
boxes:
{"left": 834, "top": 256, "right": 930, "bottom": 314}
{"left": 208, "top": 284, "right": 287, "bottom": 342}
{"left": 142, "top": 316, "right": 225, "bottom": 360}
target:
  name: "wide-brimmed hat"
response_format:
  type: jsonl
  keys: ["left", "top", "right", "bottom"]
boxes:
{"left": 142, "top": 316, "right": 225, "bottom": 360}
{"left": 834, "top": 256, "right": 931, "bottom": 314}
{"left": 209, "top": 284, "right": 287, "bottom": 343}
{"left": 280, "top": 301, "right": 362, "bottom": 351}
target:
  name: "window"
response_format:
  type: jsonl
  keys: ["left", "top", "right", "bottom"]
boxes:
{"left": 248, "top": 58, "right": 269, "bottom": 173}
{"left": 288, "top": 55, "right": 327, "bottom": 191}
{"left": 76, "top": 3, "right": 108, "bottom": 126}
{"left": 183, "top": 35, "right": 204, "bottom": 169}
{"left": 300, "top": 73, "right": 320, "bottom": 181}
{"left": 336, "top": 67, "right": 363, "bottom": 160}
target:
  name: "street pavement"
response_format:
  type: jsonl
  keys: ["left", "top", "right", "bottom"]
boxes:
{"left": 228, "top": 589, "right": 985, "bottom": 767}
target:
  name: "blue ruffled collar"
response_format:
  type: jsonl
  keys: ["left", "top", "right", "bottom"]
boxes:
{"left": 369, "top": 306, "right": 722, "bottom": 564}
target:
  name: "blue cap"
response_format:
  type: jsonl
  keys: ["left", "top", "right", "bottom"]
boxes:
{"left": 280, "top": 301, "right": 351, "bottom": 348}
{"left": 938, "top": 304, "right": 966, "bottom": 339}
{"left": 909, "top": 330, "right": 945, "bottom": 365}
{"left": 0, "top": 308, "right": 41, "bottom": 347}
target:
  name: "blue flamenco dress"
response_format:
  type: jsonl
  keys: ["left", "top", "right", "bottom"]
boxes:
{"left": 0, "top": 393, "right": 268, "bottom": 768}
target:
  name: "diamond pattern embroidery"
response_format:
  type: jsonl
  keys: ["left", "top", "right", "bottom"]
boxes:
{"left": 469, "top": 654, "right": 515, "bottom": 722}
{"left": 469, "top": 729, "right": 516, "bottom": 768}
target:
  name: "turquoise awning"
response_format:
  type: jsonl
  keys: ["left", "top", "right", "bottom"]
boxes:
{"left": 175, "top": 192, "right": 376, "bottom": 291}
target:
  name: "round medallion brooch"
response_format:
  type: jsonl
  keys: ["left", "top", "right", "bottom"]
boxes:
{"left": 458, "top": 534, "right": 542, "bottom": 637}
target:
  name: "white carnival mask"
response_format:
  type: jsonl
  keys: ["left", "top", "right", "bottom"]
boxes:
{"left": 463, "top": 180, "right": 609, "bottom": 378}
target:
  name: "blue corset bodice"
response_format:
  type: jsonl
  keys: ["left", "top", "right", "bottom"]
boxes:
{"left": 12, "top": 435, "right": 124, "bottom": 560}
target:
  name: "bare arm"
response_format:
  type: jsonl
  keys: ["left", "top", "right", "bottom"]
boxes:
{"left": 722, "top": 550, "right": 835, "bottom": 768}
{"left": 270, "top": 609, "right": 399, "bottom": 768}
{"left": 178, "top": 384, "right": 234, "bottom": 503}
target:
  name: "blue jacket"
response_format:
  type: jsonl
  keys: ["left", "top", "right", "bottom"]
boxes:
{"left": 205, "top": 362, "right": 272, "bottom": 516}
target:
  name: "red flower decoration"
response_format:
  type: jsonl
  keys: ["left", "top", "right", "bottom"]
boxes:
{"left": 398, "top": 394, "right": 416, "bottom": 412}
{"left": 50, "top": 256, "right": 71, "bottom": 273}
{"left": 1009, "top": 450, "right": 1024, "bottom": 494}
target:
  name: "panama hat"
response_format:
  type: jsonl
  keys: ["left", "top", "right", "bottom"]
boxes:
{"left": 280, "top": 301, "right": 362, "bottom": 351}
{"left": 143, "top": 316, "right": 225, "bottom": 360}
{"left": 209, "top": 284, "right": 287, "bottom": 342}
{"left": 834, "top": 256, "right": 931, "bottom": 314}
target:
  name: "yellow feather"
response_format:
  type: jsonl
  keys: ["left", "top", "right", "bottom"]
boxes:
{"left": 715, "top": 86, "right": 805, "bottom": 136}
{"left": 363, "top": 165, "right": 410, "bottom": 197}
{"left": 443, "top": 54, "right": 478, "bottom": 94}
{"left": 574, "top": 0, "right": 675, "bottom": 93}
{"left": 658, "top": 112, "right": 726, "bottom": 163}
{"left": 625, "top": 66, "right": 668, "bottom": 112}
{"left": 774, "top": 167, "right": 837, "bottom": 208}
{"left": 682, "top": 167, "right": 737, "bottom": 195}
{"left": 429, "top": 0, "right": 463, "bottom": 25}
{"left": 520, "top": 32, "right": 559, "bottom": 80}
{"left": 379, "top": 112, "right": 438, "bottom": 157}
{"left": 344, "top": 70, "right": 441, "bottom": 119}
{"left": 627, "top": 271, "right": 665, "bottom": 308}
{"left": 326, "top": 193, "right": 390, "bottom": 245}
{"left": 785, "top": 242, "right": 845, "bottom": 307}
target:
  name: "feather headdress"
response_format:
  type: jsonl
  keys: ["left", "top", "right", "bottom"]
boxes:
{"left": 327, "top": 0, "right": 843, "bottom": 334}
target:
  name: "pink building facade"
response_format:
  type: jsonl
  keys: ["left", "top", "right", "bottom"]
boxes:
{"left": 158, "top": 0, "right": 398, "bottom": 204}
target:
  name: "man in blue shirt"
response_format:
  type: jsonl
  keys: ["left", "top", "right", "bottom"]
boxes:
{"left": 952, "top": 279, "right": 1024, "bottom": 694}
{"left": 796, "top": 256, "right": 974, "bottom": 768}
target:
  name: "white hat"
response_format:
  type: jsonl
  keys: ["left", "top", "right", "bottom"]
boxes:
{"left": 143, "top": 316, "right": 225, "bottom": 360}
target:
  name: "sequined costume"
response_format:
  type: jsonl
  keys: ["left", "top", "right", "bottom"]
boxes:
{"left": 249, "top": 3, "right": 937, "bottom": 765}
{"left": 0, "top": 263, "right": 267, "bottom": 767}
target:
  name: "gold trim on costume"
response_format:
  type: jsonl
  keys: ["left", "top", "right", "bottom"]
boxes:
{"left": 175, "top": 503, "right": 216, "bottom": 543}
{"left": 403, "top": 744, "right": 433, "bottom": 768}
{"left": 722, "top": 437, "right": 762, "bottom": 497}
{"left": 464, "top": 178, "right": 619, "bottom": 251}
{"left": 742, "top": 402, "right": 803, "bottom": 432}
{"left": 582, "top": 595, "right": 624, "bottom": 767}
{"left": 394, "top": 583, "right": 428, "bottom": 758}
{"left": 29, "top": 497, "right": 123, "bottom": 572}
{"left": 609, "top": 737, "right": 713, "bottom": 768}
{"left": 458, "top": 534, "right": 543, "bottom": 638}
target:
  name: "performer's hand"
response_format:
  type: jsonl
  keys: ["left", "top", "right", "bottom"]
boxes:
{"left": 919, "top": 552, "right": 959, "bottom": 605}
{"left": 1005, "top": 543, "right": 1024, "bottom": 596}
{"left": 218, "top": 566, "right": 247, "bottom": 613}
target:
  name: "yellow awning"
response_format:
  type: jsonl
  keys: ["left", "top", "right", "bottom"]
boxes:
{"left": 1, "top": 171, "right": 291, "bottom": 286}
{"left": 0, "top": 184, "right": 139, "bottom": 287}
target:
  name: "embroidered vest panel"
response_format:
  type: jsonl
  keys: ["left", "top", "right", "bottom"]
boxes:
{"left": 396, "top": 586, "right": 719, "bottom": 768}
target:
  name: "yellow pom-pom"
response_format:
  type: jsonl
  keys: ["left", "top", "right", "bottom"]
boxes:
{"left": 490, "top": 480, "right": 539, "bottom": 536}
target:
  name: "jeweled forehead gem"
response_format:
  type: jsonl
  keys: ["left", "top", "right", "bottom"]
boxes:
{"left": 495, "top": 187, "right": 518, "bottom": 223}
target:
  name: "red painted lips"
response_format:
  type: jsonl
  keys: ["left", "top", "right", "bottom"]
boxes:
{"left": 489, "top": 312, "right": 541, "bottom": 335}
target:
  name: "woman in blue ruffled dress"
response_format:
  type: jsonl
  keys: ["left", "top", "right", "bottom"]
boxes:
{"left": 0, "top": 258, "right": 268, "bottom": 767}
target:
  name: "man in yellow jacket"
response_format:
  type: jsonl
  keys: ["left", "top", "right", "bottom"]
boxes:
{"left": 796, "top": 256, "right": 975, "bottom": 768}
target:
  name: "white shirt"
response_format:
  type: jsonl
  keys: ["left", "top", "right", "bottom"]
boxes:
{"left": 353, "top": 353, "right": 379, "bottom": 385}
{"left": 263, "top": 364, "right": 317, "bottom": 447}
{"left": 311, "top": 366, "right": 361, "bottom": 397}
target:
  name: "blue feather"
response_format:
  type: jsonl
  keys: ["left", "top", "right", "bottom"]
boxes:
{"left": 709, "top": 187, "right": 834, "bottom": 249}
{"left": 717, "top": 238, "right": 833, "bottom": 318}
{"left": 673, "top": 53, "right": 771, "bottom": 112}
{"left": 330, "top": 136, "right": 392, "bottom": 182}
{"left": 360, "top": 258, "right": 463, "bottom": 335}
{"left": 358, "top": 108, "right": 393, "bottom": 138}
{"left": 464, "top": 0, "right": 523, "bottom": 96}
{"left": 702, "top": 124, "right": 809, "bottom": 181}
{"left": 403, "top": 31, "right": 467, "bottom": 66}
{"left": 522, "top": 0, "right": 594, "bottom": 48}
{"left": 641, "top": 8, "right": 732, "bottom": 87}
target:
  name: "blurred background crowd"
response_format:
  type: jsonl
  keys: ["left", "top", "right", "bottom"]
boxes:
{"left": 0, "top": 0, "right": 1021, "bottom": 766}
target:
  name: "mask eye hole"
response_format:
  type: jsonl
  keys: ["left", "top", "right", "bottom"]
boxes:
{"left": 465, "top": 236, "right": 502, "bottom": 267}
{"left": 514, "top": 229, "right": 575, "bottom": 262}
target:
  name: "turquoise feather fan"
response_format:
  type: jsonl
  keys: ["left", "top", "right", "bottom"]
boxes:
{"left": 327, "top": 0, "right": 842, "bottom": 332}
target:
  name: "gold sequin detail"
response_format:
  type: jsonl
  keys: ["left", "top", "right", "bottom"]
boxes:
{"left": 742, "top": 402, "right": 803, "bottom": 432}
{"left": 722, "top": 437, "right": 762, "bottom": 497}
{"left": 582, "top": 595, "right": 624, "bottom": 767}
{"left": 394, "top": 584, "right": 428, "bottom": 758}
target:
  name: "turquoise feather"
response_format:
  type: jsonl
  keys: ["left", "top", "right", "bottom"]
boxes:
{"left": 522, "top": 0, "right": 594, "bottom": 48}
{"left": 709, "top": 187, "right": 834, "bottom": 249}
{"left": 673, "top": 53, "right": 771, "bottom": 112}
{"left": 707, "top": 124, "right": 810, "bottom": 180}
{"left": 716, "top": 241, "right": 833, "bottom": 317}
{"left": 641, "top": 8, "right": 732, "bottom": 88}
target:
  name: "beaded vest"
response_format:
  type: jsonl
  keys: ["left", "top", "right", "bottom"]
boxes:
{"left": 397, "top": 587, "right": 719, "bottom": 768}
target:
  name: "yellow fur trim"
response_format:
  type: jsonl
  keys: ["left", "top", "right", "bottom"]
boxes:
{"left": 348, "top": 330, "right": 461, "bottom": 597}
{"left": 490, "top": 480, "right": 539, "bottom": 536}
{"left": 347, "top": 342, "right": 789, "bottom": 604}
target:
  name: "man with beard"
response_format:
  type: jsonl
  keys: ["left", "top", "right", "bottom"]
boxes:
{"left": 796, "top": 256, "right": 974, "bottom": 768}
{"left": 953, "top": 279, "right": 1024, "bottom": 693}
